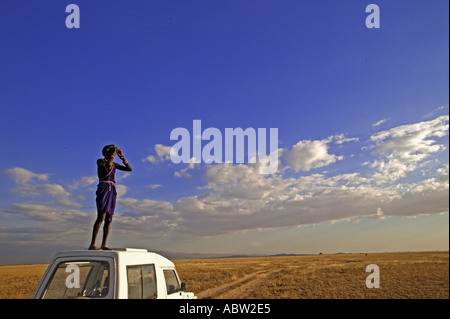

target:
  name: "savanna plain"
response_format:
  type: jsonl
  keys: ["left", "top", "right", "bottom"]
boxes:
{"left": 0, "top": 251, "right": 448, "bottom": 299}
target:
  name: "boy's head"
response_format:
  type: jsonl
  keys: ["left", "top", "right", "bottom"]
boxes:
{"left": 102, "top": 145, "right": 116, "bottom": 158}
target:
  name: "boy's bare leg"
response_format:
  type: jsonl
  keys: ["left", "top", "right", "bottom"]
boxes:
{"left": 101, "top": 216, "right": 111, "bottom": 250}
{"left": 89, "top": 214, "right": 105, "bottom": 250}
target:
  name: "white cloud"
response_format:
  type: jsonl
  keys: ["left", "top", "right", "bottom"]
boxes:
{"left": 170, "top": 167, "right": 448, "bottom": 237}
{"left": 43, "top": 184, "right": 71, "bottom": 198}
{"left": 205, "top": 162, "right": 262, "bottom": 185}
{"left": 423, "top": 105, "right": 449, "bottom": 119}
{"left": 0, "top": 201, "right": 90, "bottom": 249}
{"left": 69, "top": 176, "right": 97, "bottom": 190}
{"left": 333, "top": 134, "right": 359, "bottom": 144}
{"left": 6, "top": 202, "right": 88, "bottom": 223}
{"left": 113, "top": 197, "right": 181, "bottom": 237}
{"left": 157, "top": 115, "right": 448, "bottom": 237}
{"left": 1, "top": 115, "right": 448, "bottom": 248}
{"left": 98, "top": 114, "right": 447, "bottom": 239}
{"left": 367, "top": 208, "right": 389, "bottom": 220}
{"left": 284, "top": 139, "right": 343, "bottom": 172}
{"left": 155, "top": 144, "right": 172, "bottom": 158}
{"left": 4, "top": 167, "right": 87, "bottom": 209}
{"left": 118, "top": 197, "right": 175, "bottom": 216}
{"left": 366, "top": 155, "right": 416, "bottom": 183}
{"left": 143, "top": 144, "right": 174, "bottom": 163}
{"left": 372, "top": 118, "right": 390, "bottom": 127}
{"left": 174, "top": 157, "right": 199, "bottom": 179}
{"left": 367, "top": 115, "right": 449, "bottom": 183}
{"left": 5, "top": 167, "right": 49, "bottom": 185}
{"left": 116, "top": 184, "right": 128, "bottom": 197}
{"left": 143, "top": 154, "right": 158, "bottom": 164}
{"left": 371, "top": 115, "right": 448, "bottom": 147}
{"left": 57, "top": 198, "right": 83, "bottom": 208}
{"left": 5, "top": 167, "right": 72, "bottom": 200}
{"left": 146, "top": 184, "right": 162, "bottom": 189}
{"left": 438, "top": 164, "right": 449, "bottom": 183}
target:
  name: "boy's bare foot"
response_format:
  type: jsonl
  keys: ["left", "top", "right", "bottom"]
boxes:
{"left": 88, "top": 245, "right": 101, "bottom": 250}
{"left": 101, "top": 246, "right": 112, "bottom": 250}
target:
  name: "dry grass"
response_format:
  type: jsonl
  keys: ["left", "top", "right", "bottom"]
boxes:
{"left": 0, "top": 264, "right": 48, "bottom": 299}
{"left": 174, "top": 251, "right": 449, "bottom": 299}
{"left": 0, "top": 252, "right": 448, "bottom": 299}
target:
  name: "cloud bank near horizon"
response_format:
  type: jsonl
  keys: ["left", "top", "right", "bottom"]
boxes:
{"left": 1, "top": 115, "right": 448, "bottom": 249}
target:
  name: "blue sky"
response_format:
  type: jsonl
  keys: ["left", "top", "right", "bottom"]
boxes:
{"left": 0, "top": 0, "right": 448, "bottom": 264}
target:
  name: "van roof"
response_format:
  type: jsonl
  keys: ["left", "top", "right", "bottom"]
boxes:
{"left": 52, "top": 248, "right": 175, "bottom": 268}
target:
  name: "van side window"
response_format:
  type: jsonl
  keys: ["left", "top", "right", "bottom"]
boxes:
{"left": 163, "top": 269, "right": 180, "bottom": 295}
{"left": 127, "top": 264, "right": 157, "bottom": 299}
{"left": 142, "top": 265, "right": 157, "bottom": 299}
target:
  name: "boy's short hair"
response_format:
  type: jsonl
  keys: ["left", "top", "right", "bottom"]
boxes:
{"left": 102, "top": 145, "right": 115, "bottom": 157}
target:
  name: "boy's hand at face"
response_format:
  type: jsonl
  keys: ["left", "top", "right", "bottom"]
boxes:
{"left": 116, "top": 148, "right": 123, "bottom": 158}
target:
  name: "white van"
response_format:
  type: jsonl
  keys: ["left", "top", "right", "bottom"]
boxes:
{"left": 32, "top": 248, "right": 197, "bottom": 299}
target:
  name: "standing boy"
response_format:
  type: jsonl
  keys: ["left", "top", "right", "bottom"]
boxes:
{"left": 89, "top": 145, "right": 132, "bottom": 250}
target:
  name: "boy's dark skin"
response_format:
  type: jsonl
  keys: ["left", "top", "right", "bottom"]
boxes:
{"left": 89, "top": 147, "right": 132, "bottom": 250}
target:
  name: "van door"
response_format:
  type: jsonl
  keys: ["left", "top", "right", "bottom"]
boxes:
{"left": 163, "top": 269, "right": 183, "bottom": 299}
{"left": 34, "top": 257, "right": 115, "bottom": 299}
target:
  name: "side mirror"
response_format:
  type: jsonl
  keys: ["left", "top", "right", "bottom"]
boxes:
{"left": 180, "top": 283, "right": 186, "bottom": 291}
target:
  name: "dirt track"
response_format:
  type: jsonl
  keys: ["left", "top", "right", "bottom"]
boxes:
{"left": 197, "top": 269, "right": 281, "bottom": 299}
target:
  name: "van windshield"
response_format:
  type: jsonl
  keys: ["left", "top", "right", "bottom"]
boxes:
{"left": 42, "top": 260, "right": 110, "bottom": 299}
